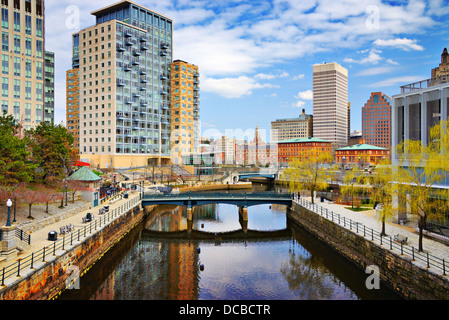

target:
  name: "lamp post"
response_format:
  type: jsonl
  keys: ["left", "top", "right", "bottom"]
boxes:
{"left": 6, "top": 199, "right": 12, "bottom": 227}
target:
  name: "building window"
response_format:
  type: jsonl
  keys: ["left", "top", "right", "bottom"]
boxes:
{"left": 1, "top": 8, "right": 8, "bottom": 29}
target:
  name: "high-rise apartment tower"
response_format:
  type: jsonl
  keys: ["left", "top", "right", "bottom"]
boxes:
{"left": 170, "top": 59, "right": 199, "bottom": 165}
{"left": 67, "top": 0, "right": 173, "bottom": 169}
{"left": 0, "top": 0, "right": 50, "bottom": 129}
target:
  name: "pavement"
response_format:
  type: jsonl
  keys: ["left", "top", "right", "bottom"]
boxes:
{"left": 297, "top": 196, "right": 449, "bottom": 275}
{"left": 0, "top": 188, "right": 142, "bottom": 272}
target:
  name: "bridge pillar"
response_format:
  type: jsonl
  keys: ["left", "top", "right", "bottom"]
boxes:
{"left": 187, "top": 206, "right": 193, "bottom": 231}
{"left": 238, "top": 206, "right": 248, "bottom": 232}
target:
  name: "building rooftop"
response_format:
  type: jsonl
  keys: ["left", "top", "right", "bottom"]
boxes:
{"left": 399, "top": 75, "right": 449, "bottom": 94}
{"left": 278, "top": 137, "right": 331, "bottom": 144}
{"left": 67, "top": 166, "right": 101, "bottom": 182}
{"left": 336, "top": 144, "right": 388, "bottom": 151}
{"left": 90, "top": 0, "right": 172, "bottom": 20}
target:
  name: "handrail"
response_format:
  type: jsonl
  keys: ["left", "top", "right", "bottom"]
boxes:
{"left": 0, "top": 196, "right": 141, "bottom": 286}
{"left": 296, "top": 198, "right": 449, "bottom": 276}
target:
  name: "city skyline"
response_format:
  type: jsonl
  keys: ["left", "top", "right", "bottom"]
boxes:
{"left": 46, "top": 0, "right": 449, "bottom": 142}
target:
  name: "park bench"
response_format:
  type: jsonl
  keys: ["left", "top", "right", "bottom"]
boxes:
{"left": 394, "top": 234, "right": 408, "bottom": 245}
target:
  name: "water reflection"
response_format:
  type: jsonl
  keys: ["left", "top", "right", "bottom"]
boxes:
{"left": 58, "top": 200, "right": 401, "bottom": 300}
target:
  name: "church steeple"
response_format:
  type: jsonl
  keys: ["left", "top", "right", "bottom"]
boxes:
{"left": 254, "top": 124, "right": 262, "bottom": 146}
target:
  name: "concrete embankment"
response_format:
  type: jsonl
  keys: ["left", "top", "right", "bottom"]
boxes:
{"left": 0, "top": 199, "right": 156, "bottom": 300}
{"left": 288, "top": 201, "right": 449, "bottom": 300}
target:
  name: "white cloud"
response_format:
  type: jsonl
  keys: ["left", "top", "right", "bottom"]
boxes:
{"left": 368, "top": 76, "right": 424, "bottom": 87}
{"left": 386, "top": 58, "right": 399, "bottom": 65}
{"left": 202, "top": 76, "right": 278, "bottom": 98}
{"left": 296, "top": 90, "right": 313, "bottom": 100}
{"left": 255, "top": 71, "right": 289, "bottom": 80}
{"left": 356, "top": 66, "right": 396, "bottom": 76}
{"left": 292, "top": 74, "right": 305, "bottom": 80}
{"left": 344, "top": 49, "right": 383, "bottom": 65}
{"left": 373, "top": 38, "right": 425, "bottom": 51}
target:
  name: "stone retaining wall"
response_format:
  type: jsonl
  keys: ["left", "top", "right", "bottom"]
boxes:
{"left": 288, "top": 202, "right": 449, "bottom": 300}
{"left": 0, "top": 204, "right": 156, "bottom": 300}
{"left": 18, "top": 203, "right": 92, "bottom": 233}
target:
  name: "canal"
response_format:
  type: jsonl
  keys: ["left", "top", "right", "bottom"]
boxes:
{"left": 58, "top": 186, "right": 401, "bottom": 300}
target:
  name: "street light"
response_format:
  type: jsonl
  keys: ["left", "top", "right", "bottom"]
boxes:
{"left": 6, "top": 199, "right": 12, "bottom": 227}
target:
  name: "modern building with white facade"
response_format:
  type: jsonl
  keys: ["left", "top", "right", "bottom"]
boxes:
{"left": 391, "top": 77, "right": 449, "bottom": 166}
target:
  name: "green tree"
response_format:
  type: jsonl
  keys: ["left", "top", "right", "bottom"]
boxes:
{"left": 27, "top": 122, "right": 75, "bottom": 184}
{"left": 0, "top": 112, "right": 36, "bottom": 185}
{"left": 282, "top": 150, "right": 335, "bottom": 204}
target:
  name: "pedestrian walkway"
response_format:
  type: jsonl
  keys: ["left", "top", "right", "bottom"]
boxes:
{"left": 296, "top": 196, "right": 449, "bottom": 277}
{"left": 0, "top": 189, "right": 142, "bottom": 273}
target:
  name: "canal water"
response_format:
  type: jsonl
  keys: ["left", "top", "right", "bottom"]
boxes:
{"left": 58, "top": 187, "right": 401, "bottom": 300}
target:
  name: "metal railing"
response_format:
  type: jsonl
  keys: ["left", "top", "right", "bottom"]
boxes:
{"left": 0, "top": 196, "right": 141, "bottom": 286}
{"left": 142, "top": 191, "right": 293, "bottom": 201}
{"left": 15, "top": 228, "right": 30, "bottom": 246}
{"left": 296, "top": 198, "right": 449, "bottom": 276}
{"left": 400, "top": 75, "right": 449, "bottom": 93}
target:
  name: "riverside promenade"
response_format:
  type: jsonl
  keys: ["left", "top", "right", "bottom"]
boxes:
{"left": 0, "top": 187, "right": 143, "bottom": 290}
{"left": 295, "top": 196, "right": 449, "bottom": 278}
{"left": 1, "top": 188, "right": 449, "bottom": 299}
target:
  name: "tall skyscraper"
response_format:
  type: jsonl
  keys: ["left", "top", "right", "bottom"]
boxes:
{"left": 68, "top": 1, "right": 173, "bottom": 169}
{"left": 0, "top": 0, "right": 48, "bottom": 129}
{"left": 312, "top": 62, "right": 348, "bottom": 150}
{"left": 170, "top": 59, "right": 199, "bottom": 165}
{"left": 362, "top": 92, "right": 392, "bottom": 150}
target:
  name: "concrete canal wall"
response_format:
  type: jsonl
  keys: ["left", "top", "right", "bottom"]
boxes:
{"left": 0, "top": 203, "right": 156, "bottom": 300}
{"left": 288, "top": 202, "right": 449, "bottom": 300}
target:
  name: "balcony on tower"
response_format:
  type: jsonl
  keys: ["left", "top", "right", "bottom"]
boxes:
{"left": 117, "top": 44, "right": 125, "bottom": 52}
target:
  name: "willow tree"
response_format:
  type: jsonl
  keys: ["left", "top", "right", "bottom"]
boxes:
{"left": 281, "top": 150, "right": 335, "bottom": 204}
{"left": 340, "top": 167, "right": 365, "bottom": 209}
{"left": 395, "top": 138, "right": 449, "bottom": 252}
{"left": 358, "top": 158, "right": 397, "bottom": 236}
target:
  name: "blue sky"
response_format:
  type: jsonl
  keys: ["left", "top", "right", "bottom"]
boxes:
{"left": 46, "top": 0, "right": 449, "bottom": 142}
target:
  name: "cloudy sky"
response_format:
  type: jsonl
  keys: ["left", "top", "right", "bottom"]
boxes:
{"left": 46, "top": 0, "right": 449, "bottom": 142}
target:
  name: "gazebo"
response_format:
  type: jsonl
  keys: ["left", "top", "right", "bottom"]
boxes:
{"left": 67, "top": 166, "right": 102, "bottom": 207}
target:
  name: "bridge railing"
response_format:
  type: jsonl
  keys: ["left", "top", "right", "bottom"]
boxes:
{"left": 296, "top": 197, "right": 449, "bottom": 276}
{"left": 142, "top": 191, "right": 293, "bottom": 200}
